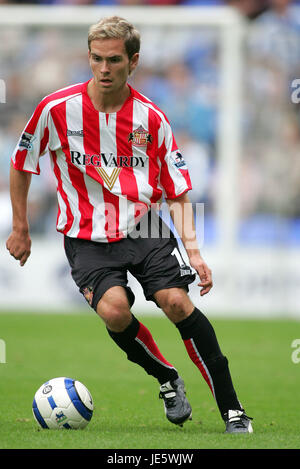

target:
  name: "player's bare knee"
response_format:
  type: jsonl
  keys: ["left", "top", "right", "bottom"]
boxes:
{"left": 97, "top": 306, "right": 132, "bottom": 332}
{"left": 107, "top": 313, "right": 132, "bottom": 332}
{"left": 96, "top": 292, "right": 131, "bottom": 332}
{"left": 156, "top": 289, "right": 194, "bottom": 323}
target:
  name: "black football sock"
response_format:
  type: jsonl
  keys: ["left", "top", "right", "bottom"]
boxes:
{"left": 175, "top": 307, "right": 242, "bottom": 418}
{"left": 107, "top": 314, "right": 179, "bottom": 385}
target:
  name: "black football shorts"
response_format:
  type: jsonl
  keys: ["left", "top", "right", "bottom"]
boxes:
{"left": 64, "top": 210, "right": 196, "bottom": 312}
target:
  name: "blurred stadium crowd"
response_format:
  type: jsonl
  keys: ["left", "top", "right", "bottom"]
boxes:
{"left": 1, "top": 0, "right": 300, "bottom": 245}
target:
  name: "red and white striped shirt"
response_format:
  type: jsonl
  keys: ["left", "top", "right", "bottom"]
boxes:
{"left": 12, "top": 81, "right": 192, "bottom": 242}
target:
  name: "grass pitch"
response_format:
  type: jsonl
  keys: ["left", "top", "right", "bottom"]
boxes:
{"left": 0, "top": 312, "right": 299, "bottom": 450}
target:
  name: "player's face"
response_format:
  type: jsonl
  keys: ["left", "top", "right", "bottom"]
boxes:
{"left": 89, "top": 38, "right": 139, "bottom": 95}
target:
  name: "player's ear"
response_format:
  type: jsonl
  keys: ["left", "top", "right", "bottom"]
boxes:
{"left": 129, "top": 53, "right": 139, "bottom": 75}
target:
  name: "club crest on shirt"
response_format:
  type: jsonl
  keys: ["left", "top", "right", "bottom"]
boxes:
{"left": 128, "top": 125, "right": 152, "bottom": 147}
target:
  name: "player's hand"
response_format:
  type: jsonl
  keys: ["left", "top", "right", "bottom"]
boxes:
{"left": 189, "top": 255, "right": 213, "bottom": 296}
{"left": 6, "top": 229, "right": 32, "bottom": 266}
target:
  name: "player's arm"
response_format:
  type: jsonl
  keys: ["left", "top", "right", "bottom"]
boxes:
{"left": 166, "top": 192, "right": 213, "bottom": 296}
{"left": 6, "top": 163, "right": 32, "bottom": 266}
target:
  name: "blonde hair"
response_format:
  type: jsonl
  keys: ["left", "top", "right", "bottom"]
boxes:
{"left": 88, "top": 16, "right": 140, "bottom": 59}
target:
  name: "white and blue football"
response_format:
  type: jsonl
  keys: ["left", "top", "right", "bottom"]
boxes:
{"left": 32, "top": 377, "right": 93, "bottom": 429}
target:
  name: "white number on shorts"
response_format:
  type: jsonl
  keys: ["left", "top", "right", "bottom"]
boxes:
{"left": 171, "top": 247, "right": 185, "bottom": 268}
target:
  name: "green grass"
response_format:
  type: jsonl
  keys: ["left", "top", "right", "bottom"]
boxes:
{"left": 0, "top": 312, "right": 299, "bottom": 450}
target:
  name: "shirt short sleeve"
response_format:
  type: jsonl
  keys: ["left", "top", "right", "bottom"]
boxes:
{"left": 158, "top": 119, "right": 192, "bottom": 199}
{"left": 11, "top": 100, "right": 49, "bottom": 174}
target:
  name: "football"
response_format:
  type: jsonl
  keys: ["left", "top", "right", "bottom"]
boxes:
{"left": 32, "top": 377, "right": 93, "bottom": 429}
